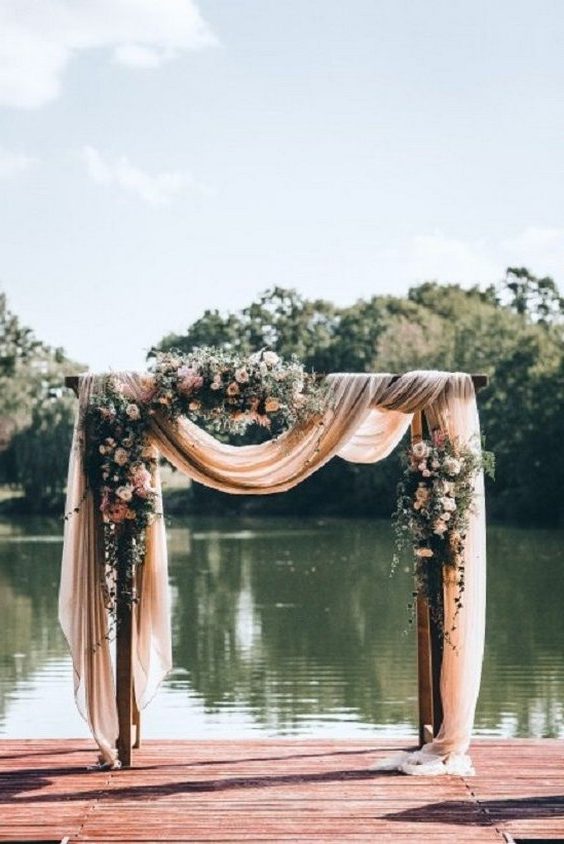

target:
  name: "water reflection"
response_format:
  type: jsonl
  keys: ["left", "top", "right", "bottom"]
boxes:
{"left": 0, "top": 516, "right": 562, "bottom": 738}
{"left": 168, "top": 519, "right": 416, "bottom": 735}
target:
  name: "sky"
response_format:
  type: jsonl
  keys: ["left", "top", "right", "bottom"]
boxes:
{"left": 0, "top": 0, "right": 563, "bottom": 371}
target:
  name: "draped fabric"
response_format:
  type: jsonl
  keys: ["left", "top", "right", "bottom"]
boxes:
{"left": 59, "top": 370, "right": 486, "bottom": 773}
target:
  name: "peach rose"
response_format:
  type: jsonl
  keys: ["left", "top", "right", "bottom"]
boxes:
{"left": 114, "top": 447, "right": 129, "bottom": 466}
{"left": 107, "top": 502, "right": 129, "bottom": 523}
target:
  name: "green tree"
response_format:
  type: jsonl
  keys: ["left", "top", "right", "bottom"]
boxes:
{"left": 0, "top": 292, "right": 80, "bottom": 509}
{"left": 7, "top": 397, "right": 75, "bottom": 510}
{"left": 151, "top": 271, "right": 564, "bottom": 526}
{"left": 503, "top": 266, "right": 564, "bottom": 327}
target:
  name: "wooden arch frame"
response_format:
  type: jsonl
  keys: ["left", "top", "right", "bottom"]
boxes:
{"left": 65, "top": 372, "right": 488, "bottom": 767}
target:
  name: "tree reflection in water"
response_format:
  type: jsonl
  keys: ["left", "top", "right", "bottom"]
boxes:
{"left": 169, "top": 518, "right": 416, "bottom": 734}
{"left": 0, "top": 516, "right": 563, "bottom": 737}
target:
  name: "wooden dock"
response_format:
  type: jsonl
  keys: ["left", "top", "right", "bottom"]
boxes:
{"left": 0, "top": 738, "right": 562, "bottom": 842}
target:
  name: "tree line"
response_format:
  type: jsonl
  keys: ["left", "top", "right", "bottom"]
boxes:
{"left": 1, "top": 268, "right": 563, "bottom": 525}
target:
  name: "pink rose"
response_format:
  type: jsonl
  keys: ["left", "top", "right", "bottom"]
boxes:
{"left": 177, "top": 366, "right": 204, "bottom": 395}
{"left": 131, "top": 466, "right": 152, "bottom": 487}
{"left": 130, "top": 465, "right": 154, "bottom": 497}
{"left": 433, "top": 430, "right": 447, "bottom": 447}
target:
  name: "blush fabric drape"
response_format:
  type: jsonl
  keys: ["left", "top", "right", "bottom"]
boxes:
{"left": 59, "top": 370, "right": 486, "bottom": 773}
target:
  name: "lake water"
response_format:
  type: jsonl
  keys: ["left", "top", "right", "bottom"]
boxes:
{"left": 0, "top": 515, "right": 563, "bottom": 740}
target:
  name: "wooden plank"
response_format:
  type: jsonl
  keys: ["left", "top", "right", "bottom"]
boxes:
{"left": 0, "top": 739, "right": 562, "bottom": 843}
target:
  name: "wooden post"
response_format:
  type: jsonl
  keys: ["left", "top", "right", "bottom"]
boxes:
{"left": 416, "top": 595, "right": 434, "bottom": 745}
{"left": 409, "top": 375, "right": 488, "bottom": 745}
{"left": 429, "top": 585, "right": 444, "bottom": 737}
{"left": 64, "top": 375, "right": 139, "bottom": 767}
{"left": 115, "top": 535, "right": 133, "bottom": 767}
{"left": 411, "top": 410, "right": 435, "bottom": 744}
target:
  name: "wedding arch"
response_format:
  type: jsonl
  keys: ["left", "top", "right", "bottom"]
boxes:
{"left": 61, "top": 366, "right": 488, "bottom": 775}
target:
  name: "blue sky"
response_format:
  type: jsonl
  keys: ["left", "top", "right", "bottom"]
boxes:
{"left": 1, "top": 0, "right": 563, "bottom": 371}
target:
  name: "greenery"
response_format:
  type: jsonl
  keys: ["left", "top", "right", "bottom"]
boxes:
{"left": 0, "top": 293, "right": 79, "bottom": 511}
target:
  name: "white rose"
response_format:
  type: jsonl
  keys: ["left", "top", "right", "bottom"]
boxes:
{"left": 126, "top": 403, "right": 140, "bottom": 420}
{"left": 433, "top": 520, "right": 448, "bottom": 536}
{"left": 235, "top": 368, "right": 249, "bottom": 384}
{"left": 116, "top": 485, "right": 133, "bottom": 502}
{"left": 444, "top": 457, "right": 462, "bottom": 476}
{"left": 263, "top": 351, "right": 279, "bottom": 366}
{"left": 412, "top": 441, "right": 429, "bottom": 459}
{"left": 441, "top": 496, "right": 457, "bottom": 512}
{"left": 441, "top": 511, "right": 451, "bottom": 521}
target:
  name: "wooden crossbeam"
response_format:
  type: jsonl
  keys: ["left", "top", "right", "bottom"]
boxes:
{"left": 65, "top": 373, "right": 489, "bottom": 396}
{"left": 64, "top": 371, "right": 488, "bottom": 764}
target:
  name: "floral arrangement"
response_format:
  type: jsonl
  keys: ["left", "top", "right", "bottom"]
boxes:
{"left": 150, "top": 346, "right": 326, "bottom": 436}
{"left": 393, "top": 430, "right": 494, "bottom": 638}
{"left": 82, "top": 347, "right": 327, "bottom": 619}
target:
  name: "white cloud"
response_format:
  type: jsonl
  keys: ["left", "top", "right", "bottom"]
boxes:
{"left": 0, "top": 0, "right": 217, "bottom": 109}
{"left": 385, "top": 227, "right": 564, "bottom": 290}
{"left": 80, "top": 145, "right": 194, "bottom": 206}
{"left": 500, "top": 227, "right": 564, "bottom": 278}
{"left": 113, "top": 44, "right": 163, "bottom": 69}
{"left": 0, "top": 145, "right": 38, "bottom": 178}
{"left": 405, "top": 232, "right": 499, "bottom": 286}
